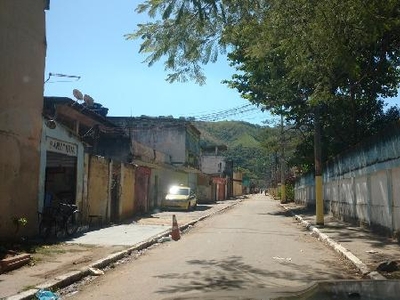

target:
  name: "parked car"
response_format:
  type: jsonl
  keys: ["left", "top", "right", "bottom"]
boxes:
{"left": 162, "top": 185, "right": 197, "bottom": 211}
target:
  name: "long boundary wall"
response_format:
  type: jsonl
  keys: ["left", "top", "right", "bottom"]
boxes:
{"left": 295, "top": 122, "right": 400, "bottom": 235}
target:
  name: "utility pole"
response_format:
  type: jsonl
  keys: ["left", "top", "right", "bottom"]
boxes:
{"left": 314, "top": 107, "right": 324, "bottom": 225}
{"left": 280, "top": 112, "right": 286, "bottom": 203}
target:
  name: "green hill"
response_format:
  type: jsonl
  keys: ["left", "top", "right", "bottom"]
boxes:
{"left": 193, "top": 121, "right": 268, "bottom": 180}
{"left": 194, "top": 121, "right": 263, "bottom": 148}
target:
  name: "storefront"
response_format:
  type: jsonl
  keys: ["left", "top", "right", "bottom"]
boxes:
{"left": 38, "top": 118, "right": 85, "bottom": 213}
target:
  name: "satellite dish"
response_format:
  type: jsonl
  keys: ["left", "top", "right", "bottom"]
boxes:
{"left": 83, "top": 94, "right": 94, "bottom": 107}
{"left": 73, "top": 89, "right": 84, "bottom": 101}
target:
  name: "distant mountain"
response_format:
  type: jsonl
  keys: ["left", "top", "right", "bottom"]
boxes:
{"left": 194, "top": 121, "right": 263, "bottom": 148}
{"left": 193, "top": 121, "right": 268, "bottom": 180}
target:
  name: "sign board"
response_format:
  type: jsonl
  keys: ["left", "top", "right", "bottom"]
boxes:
{"left": 46, "top": 137, "right": 77, "bottom": 156}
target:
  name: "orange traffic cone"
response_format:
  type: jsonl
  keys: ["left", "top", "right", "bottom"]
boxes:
{"left": 171, "top": 214, "right": 180, "bottom": 241}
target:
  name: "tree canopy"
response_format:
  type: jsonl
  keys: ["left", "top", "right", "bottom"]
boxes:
{"left": 129, "top": 0, "right": 400, "bottom": 169}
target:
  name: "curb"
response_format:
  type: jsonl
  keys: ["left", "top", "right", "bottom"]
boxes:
{"left": 6, "top": 199, "right": 242, "bottom": 300}
{"left": 280, "top": 204, "right": 385, "bottom": 280}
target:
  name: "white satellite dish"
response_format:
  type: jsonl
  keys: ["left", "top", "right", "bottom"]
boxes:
{"left": 83, "top": 94, "right": 94, "bottom": 106}
{"left": 73, "top": 89, "right": 84, "bottom": 101}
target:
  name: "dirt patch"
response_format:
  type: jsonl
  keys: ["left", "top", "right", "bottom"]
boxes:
{"left": 0, "top": 242, "right": 127, "bottom": 298}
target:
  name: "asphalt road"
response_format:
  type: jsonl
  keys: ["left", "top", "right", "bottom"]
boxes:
{"left": 64, "top": 194, "right": 360, "bottom": 300}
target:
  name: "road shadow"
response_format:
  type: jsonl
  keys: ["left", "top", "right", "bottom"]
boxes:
{"left": 154, "top": 255, "right": 357, "bottom": 295}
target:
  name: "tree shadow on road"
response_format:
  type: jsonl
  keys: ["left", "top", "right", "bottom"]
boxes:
{"left": 154, "top": 255, "right": 357, "bottom": 296}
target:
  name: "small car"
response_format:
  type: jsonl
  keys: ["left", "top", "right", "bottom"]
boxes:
{"left": 162, "top": 185, "right": 197, "bottom": 211}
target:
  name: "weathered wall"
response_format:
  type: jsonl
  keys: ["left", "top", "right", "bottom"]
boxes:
{"left": 233, "top": 171, "right": 243, "bottom": 197}
{"left": 197, "top": 173, "right": 212, "bottom": 202}
{"left": 295, "top": 122, "right": 400, "bottom": 234}
{"left": 201, "top": 155, "right": 225, "bottom": 175}
{"left": 294, "top": 172, "right": 316, "bottom": 205}
{"left": 119, "top": 163, "right": 135, "bottom": 220}
{"left": 87, "top": 156, "right": 111, "bottom": 222}
{"left": 0, "top": 1, "right": 47, "bottom": 238}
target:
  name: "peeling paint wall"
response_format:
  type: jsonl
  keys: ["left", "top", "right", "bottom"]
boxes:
{"left": 0, "top": 1, "right": 47, "bottom": 238}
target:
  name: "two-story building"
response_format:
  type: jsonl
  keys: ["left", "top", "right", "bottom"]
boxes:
{"left": 108, "top": 116, "right": 202, "bottom": 199}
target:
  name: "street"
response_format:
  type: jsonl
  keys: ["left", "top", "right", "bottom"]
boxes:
{"left": 64, "top": 194, "right": 360, "bottom": 299}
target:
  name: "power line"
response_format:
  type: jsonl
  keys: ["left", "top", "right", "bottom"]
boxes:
{"left": 188, "top": 104, "right": 263, "bottom": 121}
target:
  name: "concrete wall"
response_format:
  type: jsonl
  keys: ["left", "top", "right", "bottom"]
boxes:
{"left": 294, "top": 122, "right": 400, "bottom": 234}
{"left": 87, "top": 156, "right": 111, "bottom": 222}
{"left": 201, "top": 155, "right": 225, "bottom": 175}
{"left": 0, "top": 1, "right": 47, "bottom": 238}
{"left": 119, "top": 163, "right": 135, "bottom": 220}
{"left": 233, "top": 171, "right": 243, "bottom": 197}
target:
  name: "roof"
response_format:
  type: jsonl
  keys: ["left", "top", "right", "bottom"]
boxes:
{"left": 108, "top": 116, "right": 201, "bottom": 136}
{"left": 44, "top": 96, "right": 118, "bottom": 130}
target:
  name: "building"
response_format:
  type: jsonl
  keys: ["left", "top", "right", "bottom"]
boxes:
{"left": 108, "top": 116, "right": 201, "bottom": 170}
{"left": 0, "top": 1, "right": 49, "bottom": 238}
{"left": 108, "top": 116, "right": 204, "bottom": 207}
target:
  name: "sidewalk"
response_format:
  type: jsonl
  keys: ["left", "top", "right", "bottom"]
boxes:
{"left": 280, "top": 200, "right": 400, "bottom": 280}
{"left": 1, "top": 200, "right": 241, "bottom": 300}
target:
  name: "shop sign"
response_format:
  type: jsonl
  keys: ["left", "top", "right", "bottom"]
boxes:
{"left": 46, "top": 137, "right": 77, "bottom": 156}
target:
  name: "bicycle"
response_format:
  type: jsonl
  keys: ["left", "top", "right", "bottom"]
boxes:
{"left": 38, "top": 202, "right": 81, "bottom": 240}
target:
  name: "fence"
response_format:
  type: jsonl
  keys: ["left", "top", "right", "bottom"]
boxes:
{"left": 294, "top": 122, "right": 400, "bottom": 235}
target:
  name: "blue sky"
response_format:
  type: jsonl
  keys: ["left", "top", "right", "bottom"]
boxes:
{"left": 44, "top": 1, "right": 399, "bottom": 126}
{"left": 44, "top": 0, "right": 272, "bottom": 125}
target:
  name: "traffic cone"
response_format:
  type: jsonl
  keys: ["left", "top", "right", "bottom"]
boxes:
{"left": 171, "top": 214, "right": 180, "bottom": 241}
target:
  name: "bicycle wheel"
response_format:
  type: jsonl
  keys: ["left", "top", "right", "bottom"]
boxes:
{"left": 66, "top": 211, "right": 81, "bottom": 236}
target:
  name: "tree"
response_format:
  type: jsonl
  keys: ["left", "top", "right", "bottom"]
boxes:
{"left": 129, "top": 0, "right": 400, "bottom": 223}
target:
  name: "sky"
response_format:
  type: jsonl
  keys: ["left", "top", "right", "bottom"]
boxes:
{"left": 44, "top": 0, "right": 273, "bottom": 125}
{"left": 44, "top": 1, "right": 400, "bottom": 126}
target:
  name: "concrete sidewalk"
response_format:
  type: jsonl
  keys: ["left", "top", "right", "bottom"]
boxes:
{"left": 280, "top": 201, "right": 400, "bottom": 280}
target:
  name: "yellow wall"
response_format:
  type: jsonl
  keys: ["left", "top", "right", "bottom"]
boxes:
{"left": 119, "top": 163, "right": 135, "bottom": 220}
{"left": 0, "top": 1, "right": 47, "bottom": 238}
{"left": 233, "top": 171, "right": 243, "bottom": 197}
{"left": 87, "top": 156, "right": 111, "bottom": 221}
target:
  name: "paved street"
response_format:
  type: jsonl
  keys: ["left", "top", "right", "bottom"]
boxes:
{"left": 64, "top": 194, "right": 360, "bottom": 300}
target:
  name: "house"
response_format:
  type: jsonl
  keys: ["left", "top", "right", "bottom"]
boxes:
{"left": 0, "top": 1, "right": 49, "bottom": 238}
{"left": 201, "top": 145, "right": 227, "bottom": 176}
{"left": 201, "top": 145, "right": 229, "bottom": 201}
{"left": 108, "top": 116, "right": 206, "bottom": 208}
{"left": 108, "top": 116, "right": 201, "bottom": 169}
{"left": 42, "top": 96, "right": 129, "bottom": 224}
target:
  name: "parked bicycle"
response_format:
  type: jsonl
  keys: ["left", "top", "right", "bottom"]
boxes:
{"left": 38, "top": 202, "right": 81, "bottom": 240}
